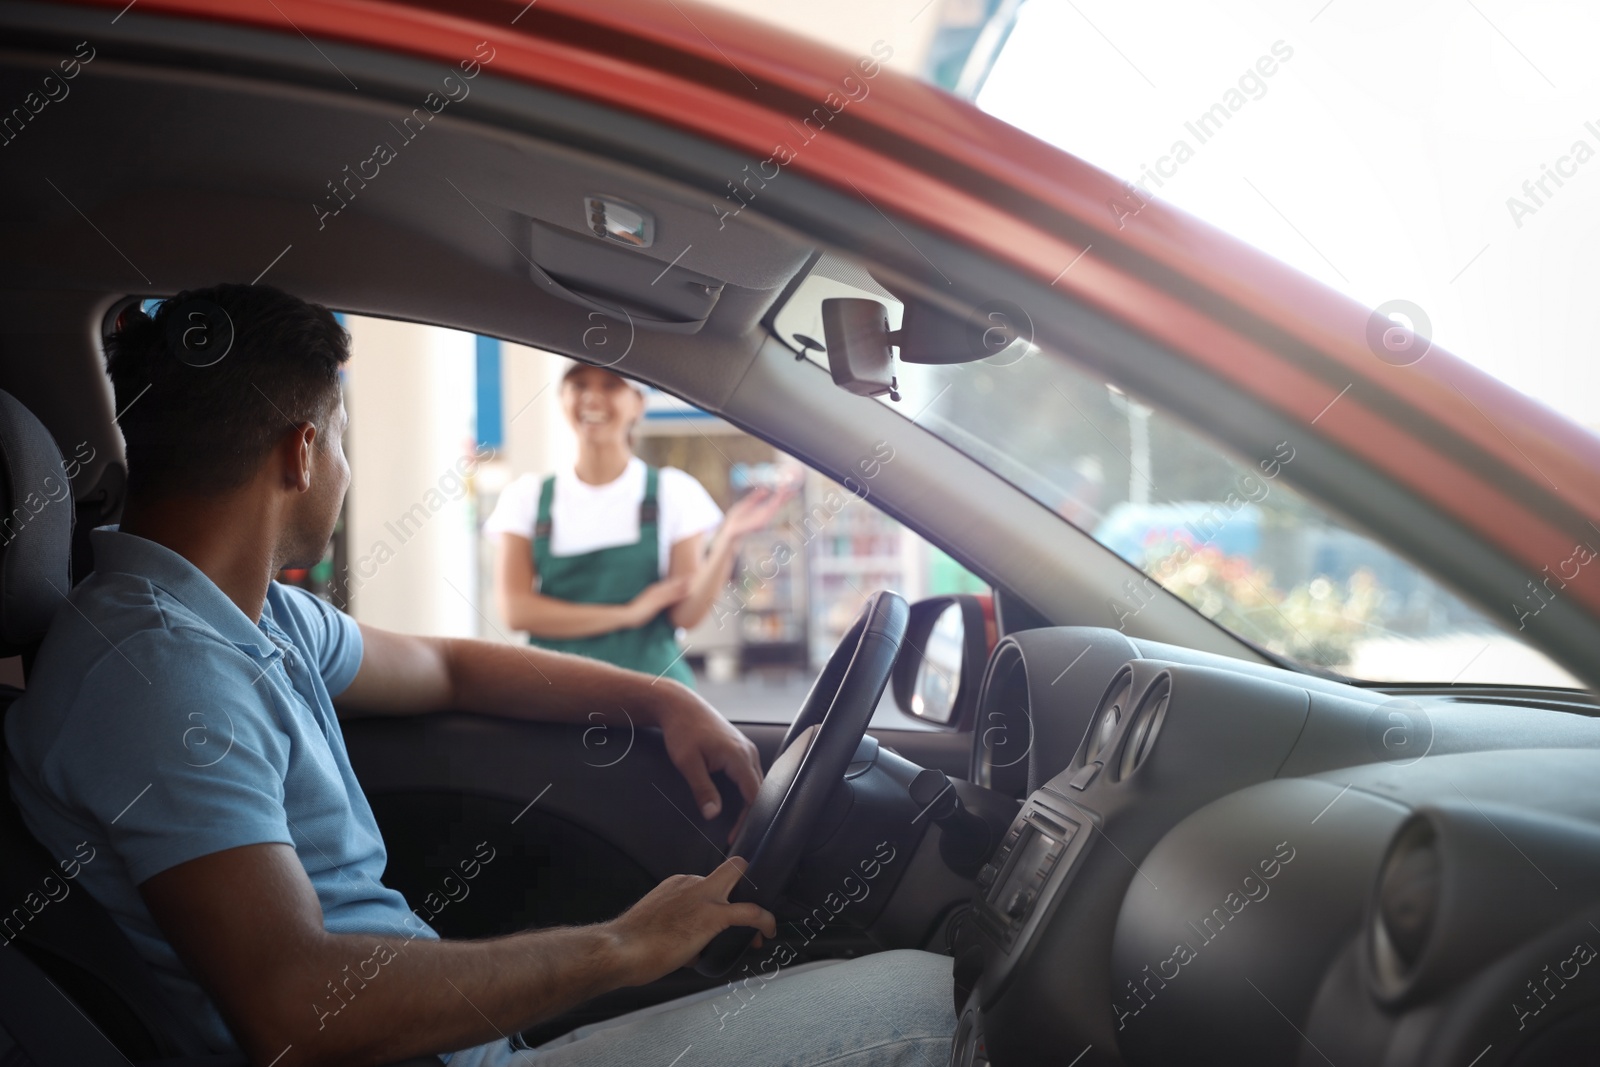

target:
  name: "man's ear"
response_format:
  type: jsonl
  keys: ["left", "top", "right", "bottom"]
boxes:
{"left": 280, "top": 422, "right": 318, "bottom": 492}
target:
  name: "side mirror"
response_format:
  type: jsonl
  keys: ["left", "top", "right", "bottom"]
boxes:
{"left": 892, "top": 595, "right": 988, "bottom": 727}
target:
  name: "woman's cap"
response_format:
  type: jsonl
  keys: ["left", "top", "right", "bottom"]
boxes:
{"left": 560, "top": 360, "right": 642, "bottom": 391}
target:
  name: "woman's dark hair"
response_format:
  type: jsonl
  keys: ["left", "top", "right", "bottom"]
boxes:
{"left": 106, "top": 284, "right": 350, "bottom": 499}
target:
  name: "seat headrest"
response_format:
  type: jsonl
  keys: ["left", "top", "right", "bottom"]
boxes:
{"left": 0, "top": 391, "right": 74, "bottom": 658}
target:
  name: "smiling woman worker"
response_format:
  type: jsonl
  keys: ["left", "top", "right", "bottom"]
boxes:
{"left": 488, "top": 363, "right": 786, "bottom": 686}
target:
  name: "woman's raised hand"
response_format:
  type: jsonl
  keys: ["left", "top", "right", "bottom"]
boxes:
{"left": 719, "top": 482, "right": 796, "bottom": 543}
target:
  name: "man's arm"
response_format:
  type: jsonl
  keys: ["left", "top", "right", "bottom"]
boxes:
{"left": 333, "top": 624, "right": 763, "bottom": 821}
{"left": 141, "top": 844, "right": 773, "bottom": 1067}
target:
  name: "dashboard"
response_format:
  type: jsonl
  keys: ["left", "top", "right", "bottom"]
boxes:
{"left": 946, "top": 626, "right": 1600, "bottom": 1067}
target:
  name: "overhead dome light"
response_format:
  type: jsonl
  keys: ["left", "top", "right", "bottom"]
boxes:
{"left": 585, "top": 194, "right": 654, "bottom": 247}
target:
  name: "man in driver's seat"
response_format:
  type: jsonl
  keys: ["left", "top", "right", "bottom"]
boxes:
{"left": 5, "top": 285, "right": 955, "bottom": 1067}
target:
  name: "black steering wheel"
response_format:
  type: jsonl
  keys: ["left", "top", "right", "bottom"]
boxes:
{"left": 695, "top": 590, "right": 908, "bottom": 977}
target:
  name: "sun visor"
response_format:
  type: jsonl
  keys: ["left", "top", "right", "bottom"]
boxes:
{"left": 528, "top": 220, "right": 724, "bottom": 332}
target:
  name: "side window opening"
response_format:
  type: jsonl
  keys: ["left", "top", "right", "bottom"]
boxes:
{"left": 331, "top": 314, "right": 987, "bottom": 728}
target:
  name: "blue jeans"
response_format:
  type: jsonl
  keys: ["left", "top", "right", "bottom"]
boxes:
{"left": 441, "top": 950, "right": 956, "bottom": 1067}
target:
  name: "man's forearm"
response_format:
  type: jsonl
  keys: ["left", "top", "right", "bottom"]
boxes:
{"left": 438, "top": 633, "right": 674, "bottom": 727}
{"left": 259, "top": 923, "right": 633, "bottom": 1067}
{"left": 418, "top": 633, "right": 760, "bottom": 823}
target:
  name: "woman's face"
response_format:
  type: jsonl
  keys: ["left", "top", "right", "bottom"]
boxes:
{"left": 561, "top": 366, "right": 644, "bottom": 447}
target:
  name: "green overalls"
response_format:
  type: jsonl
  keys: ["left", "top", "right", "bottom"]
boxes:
{"left": 529, "top": 466, "right": 695, "bottom": 687}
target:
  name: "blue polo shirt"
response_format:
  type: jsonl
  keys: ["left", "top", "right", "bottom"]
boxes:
{"left": 4, "top": 528, "right": 439, "bottom": 1055}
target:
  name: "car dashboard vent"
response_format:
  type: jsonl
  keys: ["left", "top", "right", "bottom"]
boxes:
{"left": 1370, "top": 816, "right": 1440, "bottom": 995}
{"left": 1115, "top": 677, "right": 1170, "bottom": 781}
{"left": 1086, "top": 668, "right": 1135, "bottom": 764}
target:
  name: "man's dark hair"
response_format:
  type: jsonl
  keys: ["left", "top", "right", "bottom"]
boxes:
{"left": 106, "top": 284, "right": 350, "bottom": 499}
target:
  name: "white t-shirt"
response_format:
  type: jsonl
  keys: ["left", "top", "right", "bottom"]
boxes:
{"left": 484, "top": 457, "right": 723, "bottom": 577}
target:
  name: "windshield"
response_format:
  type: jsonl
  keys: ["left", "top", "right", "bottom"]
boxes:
{"left": 895, "top": 347, "right": 1578, "bottom": 686}
{"left": 944, "top": 0, "right": 1599, "bottom": 688}
{"left": 716, "top": 0, "right": 1592, "bottom": 688}
{"left": 775, "top": 277, "right": 1575, "bottom": 687}
{"left": 759, "top": 1, "right": 1590, "bottom": 688}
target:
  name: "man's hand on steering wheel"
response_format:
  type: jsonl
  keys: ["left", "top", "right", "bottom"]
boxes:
{"left": 648, "top": 679, "right": 764, "bottom": 842}
{"left": 692, "top": 591, "right": 908, "bottom": 977}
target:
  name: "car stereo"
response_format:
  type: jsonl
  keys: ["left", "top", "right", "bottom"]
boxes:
{"left": 975, "top": 805, "right": 1081, "bottom": 948}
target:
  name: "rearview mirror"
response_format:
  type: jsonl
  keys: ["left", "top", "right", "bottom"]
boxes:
{"left": 821, "top": 297, "right": 898, "bottom": 398}
{"left": 892, "top": 595, "right": 988, "bottom": 726}
{"left": 820, "top": 297, "right": 1036, "bottom": 390}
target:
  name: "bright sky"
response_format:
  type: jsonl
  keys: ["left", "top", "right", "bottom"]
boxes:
{"left": 976, "top": 0, "right": 1600, "bottom": 430}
